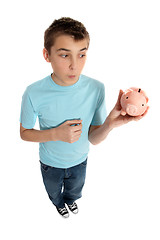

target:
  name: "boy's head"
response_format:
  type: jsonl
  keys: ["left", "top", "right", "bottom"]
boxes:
{"left": 44, "top": 17, "right": 90, "bottom": 55}
{"left": 43, "top": 17, "right": 90, "bottom": 86}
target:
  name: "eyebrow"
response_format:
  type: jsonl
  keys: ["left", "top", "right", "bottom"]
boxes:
{"left": 56, "top": 47, "right": 87, "bottom": 52}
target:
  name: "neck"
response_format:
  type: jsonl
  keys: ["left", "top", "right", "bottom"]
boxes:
{"left": 51, "top": 73, "right": 79, "bottom": 86}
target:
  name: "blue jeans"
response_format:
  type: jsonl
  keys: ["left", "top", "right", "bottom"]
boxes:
{"left": 40, "top": 159, "right": 87, "bottom": 208}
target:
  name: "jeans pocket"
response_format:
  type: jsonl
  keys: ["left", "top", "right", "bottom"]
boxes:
{"left": 40, "top": 162, "right": 52, "bottom": 172}
{"left": 80, "top": 158, "right": 88, "bottom": 167}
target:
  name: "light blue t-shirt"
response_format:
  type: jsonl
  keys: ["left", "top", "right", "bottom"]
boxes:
{"left": 20, "top": 74, "right": 107, "bottom": 168}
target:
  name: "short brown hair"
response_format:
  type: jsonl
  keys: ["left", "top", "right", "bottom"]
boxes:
{"left": 44, "top": 17, "right": 90, "bottom": 55}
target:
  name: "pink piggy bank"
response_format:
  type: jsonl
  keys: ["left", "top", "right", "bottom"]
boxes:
{"left": 120, "top": 87, "right": 148, "bottom": 116}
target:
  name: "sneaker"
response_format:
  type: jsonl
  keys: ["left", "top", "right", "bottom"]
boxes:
{"left": 67, "top": 202, "right": 78, "bottom": 214}
{"left": 56, "top": 206, "right": 69, "bottom": 218}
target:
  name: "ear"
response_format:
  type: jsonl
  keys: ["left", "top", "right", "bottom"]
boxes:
{"left": 140, "top": 89, "right": 149, "bottom": 103}
{"left": 145, "top": 95, "right": 149, "bottom": 103}
{"left": 129, "top": 87, "right": 137, "bottom": 92}
{"left": 43, "top": 48, "right": 50, "bottom": 62}
{"left": 124, "top": 88, "right": 133, "bottom": 94}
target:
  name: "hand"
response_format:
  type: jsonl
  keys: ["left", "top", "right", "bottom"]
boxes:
{"left": 54, "top": 120, "right": 83, "bottom": 143}
{"left": 107, "top": 90, "right": 149, "bottom": 129}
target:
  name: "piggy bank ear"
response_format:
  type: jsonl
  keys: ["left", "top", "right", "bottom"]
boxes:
{"left": 140, "top": 89, "right": 149, "bottom": 103}
{"left": 124, "top": 88, "right": 133, "bottom": 94}
{"left": 129, "top": 87, "right": 138, "bottom": 91}
{"left": 125, "top": 87, "right": 139, "bottom": 93}
{"left": 145, "top": 95, "right": 149, "bottom": 103}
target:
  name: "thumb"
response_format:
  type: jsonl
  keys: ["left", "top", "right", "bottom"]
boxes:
{"left": 115, "top": 89, "right": 123, "bottom": 111}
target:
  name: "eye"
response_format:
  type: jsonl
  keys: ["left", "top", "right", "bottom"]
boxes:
{"left": 79, "top": 54, "right": 86, "bottom": 58}
{"left": 142, "top": 104, "right": 144, "bottom": 106}
{"left": 61, "top": 54, "right": 68, "bottom": 58}
{"left": 126, "top": 96, "right": 128, "bottom": 99}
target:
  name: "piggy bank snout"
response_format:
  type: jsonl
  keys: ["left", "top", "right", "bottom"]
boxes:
{"left": 126, "top": 104, "right": 138, "bottom": 116}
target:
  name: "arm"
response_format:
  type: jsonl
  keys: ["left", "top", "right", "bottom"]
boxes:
{"left": 88, "top": 90, "right": 149, "bottom": 145}
{"left": 20, "top": 119, "right": 82, "bottom": 143}
{"left": 88, "top": 121, "right": 112, "bottom": 145}
{"left": 20, "top": 123, "right": 56, "bottom": 142}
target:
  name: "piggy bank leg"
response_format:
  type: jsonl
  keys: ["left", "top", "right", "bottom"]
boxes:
{"left": 120, "top": 110, "right": 127, "bottom": 116}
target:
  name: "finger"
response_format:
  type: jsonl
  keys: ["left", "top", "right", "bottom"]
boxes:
{"left": 73, "top": 134, "right": 81, "bottom": 142}
{"left": 74, "top": 131, "right": 82, "bottom": 137}
{"left": 133, "top": 115, "right": 143, "bottom": 121}
{"left": 70, "top": 133, "right": 81, "bottom": 143}
{"left": 66, "top": 120, "right": 82, "bottom": 125}
{"left": 73, "top": 124, "right": 82, "bottom": 132}
{"left": 134, "top": 106, "right": 150, "bottom": 121}
{"left": 71, "top": 138, "right": 79, "bottom": 143}
{"left": 115, "top": 89, "right": 124, "bottom": 110}
{"left": 142, "top": 106, "right": 150, "bottom": 117}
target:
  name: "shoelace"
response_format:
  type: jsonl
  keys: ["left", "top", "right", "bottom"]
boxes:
{"left": 68, "top": 203, "right": 77, "bottom": 210}
{"left": 59, "top": 207, "right": 68, "bottom": 214}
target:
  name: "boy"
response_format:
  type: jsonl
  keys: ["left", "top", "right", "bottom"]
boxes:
{"left": 20, "top": 17, "right": 148, "bottom": 218}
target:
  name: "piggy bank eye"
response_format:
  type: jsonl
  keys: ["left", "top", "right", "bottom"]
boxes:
{"left": 126, "top": 96, "right": 128, "bottom": 99}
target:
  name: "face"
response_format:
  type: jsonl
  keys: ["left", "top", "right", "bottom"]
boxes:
{"left": 43, "top": 35, "right": 89, "bottom": 86}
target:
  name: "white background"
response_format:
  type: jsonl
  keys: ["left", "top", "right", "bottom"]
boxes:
{"left": 0, "top": 0, "right": 160, "bottom": 239}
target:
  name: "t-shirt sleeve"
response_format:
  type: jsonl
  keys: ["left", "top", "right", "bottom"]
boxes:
{"left": 91, "top": 84, "right": 107, "bottom": 126}
{"left": 19, "top": 88, "right": 38, "bottom": 129}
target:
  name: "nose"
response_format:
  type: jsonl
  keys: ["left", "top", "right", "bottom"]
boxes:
{"left": 126, "top": 104, "right": 138, "bottom": 116}
{"left": 69, "top": 57, "right": 77, "bottom": 70}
